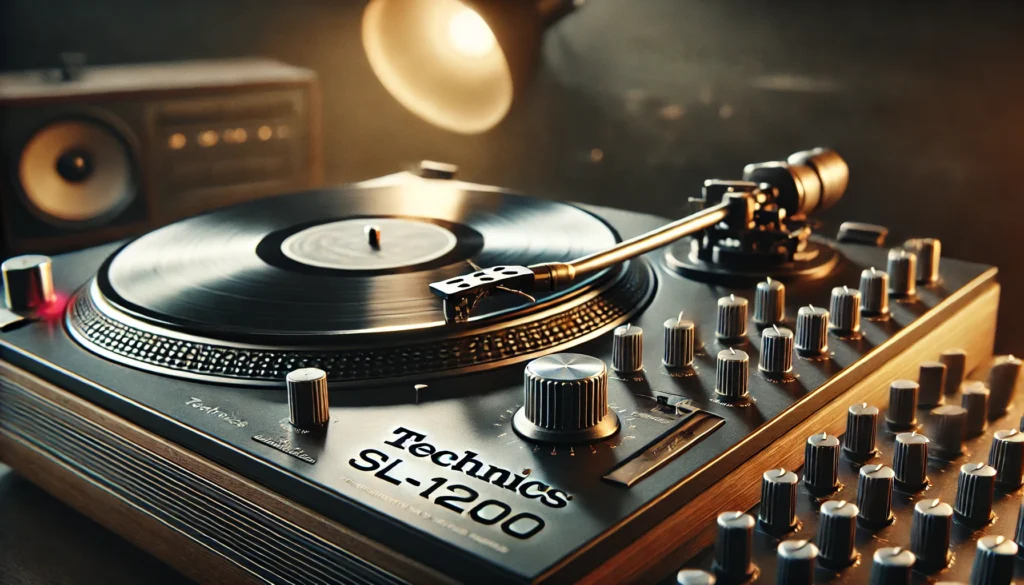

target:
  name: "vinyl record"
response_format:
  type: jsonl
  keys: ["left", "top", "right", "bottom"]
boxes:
{"left": 97, "top": 179, "right": 621, "bottom": 340}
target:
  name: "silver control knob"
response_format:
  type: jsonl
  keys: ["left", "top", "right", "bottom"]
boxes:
{"left": 804, "top": 432, "right": 840, "bottom": 495}
{"left": 663, "top": 313, "right": 695, "bottom": 368}
{"left": 870, "top": 547, "right": 915, "bottom": 585}
{"left": 939, "top": 349, "right": 967, "bottom": 396}
{"left": 716, "top": 294, "right": 748, "bottom": 343}
{"left": 286, "top": 368, "right": 330, "bottom": 429}
{"left": 2, "top": 254, "right": 56, "bottom": 311}
{"left": 514, "top": 353, "right": 619, "bottom": 444}
{"left": 857, "top": 464, "right": 895, "bottom": 528}
{"left": 712, "top": 512, "right": 756, "bottom": 582}
{"left": 893, "top": 432, "right": 929, "bottom": 491}
{"left": 988, "top": 429, "right": 1024, "bottom": 491}
{"left": 612, "top": 324, "right": 643, "bottom": 373}
{"left": 759, "top": 326, "right": 794, "bottom": 375}
{"left": 988, "top": 355, "right": 1022, "bottom": 420}
{"left": 776, "top": 540, "right": 817, "bottom": 585}
{"left": 930, "top": 405, "right": 967, "bottom": 459}
{"left": 754, "top": 278, "right": 785, "bottom": 326}
{"left": 911, "top": 499, "right": 952, "bottom": 572}
{"left": 887, "top": 248, "right": 917, "bottom": 297}
{"left": 886, "top": 380, "right": 919, "bottom": 430}
{"left": 954, "top": 462, "right": 996, "bottom": 528}
{"left": 715, "top": 348, "right": 749, "bottom": 402}
{"left": 843, "top": 403, "right": 879, "bottom": 462}
{"left": 905, "top": 237, "right": 941, "bottom": 284}
{"left": 859, "top": 267, "right": 890, "bottom": 316}
{"left": 970, "top": 536, "right": 1017, "bottom": 585}
{"left": 918, "top": 361, "right": 947, "bottom": 407}
{"left": 795, "top": 305, "right": 829, "bottom": 356}
{"left": 817, "top": 500, "right": 859, "bottom": 569}
{"left": 676, "top": 569, "right": 716, "bottom": 585}
{"left": 828, "top": 286, "right": 861, "bottom": 334}
{"left": 961, "top": 381, "right": 989, "bottom": 437}
{"left": 759, "top": 468, "right": 799, "bottom": 533}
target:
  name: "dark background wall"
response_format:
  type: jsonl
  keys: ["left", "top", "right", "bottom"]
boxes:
{"left": 2, "top": 3, "right": 1024, "bottom": 583}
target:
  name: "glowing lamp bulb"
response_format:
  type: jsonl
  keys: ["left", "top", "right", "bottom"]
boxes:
{"left": 447, "top": 8, "right": 496, "bottom": 57}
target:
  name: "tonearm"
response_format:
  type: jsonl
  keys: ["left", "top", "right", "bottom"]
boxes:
{"left": 429, "top": 147, "right": 850, "bottom": 323}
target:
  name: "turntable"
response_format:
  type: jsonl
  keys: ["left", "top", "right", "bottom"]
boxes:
{"left": 0, "top": 150, "right": 1008, "bottom": 584}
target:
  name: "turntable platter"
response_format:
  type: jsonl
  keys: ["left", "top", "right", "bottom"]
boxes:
{"left": 99, "top": 181, "right": 619, "bottom": 337}
{"left": 67, "top": 177, "right": 654, "bottom": 385}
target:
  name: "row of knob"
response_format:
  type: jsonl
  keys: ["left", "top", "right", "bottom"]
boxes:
{"left": 612, "top": 243, "right": 941, "bottom": 378}
{"left": 679, "top": 354, "right": 1024, "bottom": 585}
{"left": 678, "top": 522, "right": 1016, "bottom": 585}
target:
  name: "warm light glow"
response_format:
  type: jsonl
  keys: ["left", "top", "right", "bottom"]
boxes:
{"left": 222, "top": 128, "right": 248, "bottom": 144}
{"left": 362, "top": 0, "right": 514, "bottom": 134}
{"left": 197, "top": 130, "right": 218, "bottom": 147}
{"left": 257, "top": 125, "right": 273, "bottom": 141}
{"left": 447, "top": 8, "right": 496, "bottom": 58}
{"left": 168, "top": 133, "right": 186, "bottom": 150}
{"left": 276, "top": 124, "right": 292, "bottom": 139}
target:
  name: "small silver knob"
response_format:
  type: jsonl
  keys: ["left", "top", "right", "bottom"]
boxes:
{"left": 988, "top": 355, "right": 1022, "bottom": 420}
{"left": 961, "top": 381, "right": 989, "bottom": 437}
{"left": 754, "top": 278, "right": 785, "bottom": 326}
{"left": 2, "top": 254, "right": 56, "bottom": 311}
{"left": 859, "top": 267, "right": 890, "bottom": 316}
{"left": 887, "top": 248, "right": 917, "bottom": 297}
{"left": 514, "top": 353, "right": 619, "bottom": 444}
{"left": 988, "top": 429, "right": 1024, "bottom": 491}
{"left": 715, "top": 348, "right": 749, "bottom": 402}
{"left": 970, "top": 536, "right": 1017, "bottom": 585}
{"left": 911, "top": 499, "right": 952, "bottom": 572}
{"left": 939, "top": 349, "right": 967, "bottom": 396}
{"left": 917, "top": 361, "right": 947, "bottom": 407}
{"left": 886, "top": 380, "right": 919, "bottom": 430}
{"left": 611, "top": 324, "right": 643, "bottom": 373}
{"left": 905, "top": 237, "right": 941, "bottom": 284}
{"left": 712, "top": 512, "right": 756, "bottom": 582}
{"left": 716, "top": 294, "right": 748, "bottom": 343}
{"left": 828, "top": 286, "right": 861, "bottom": 334}
{"left": 843, "top": 402, "right": 879, "bottom": 462}
{"left": 759, "top": 326, "right": 794, "bottom": 375}
{"left": 663, "top": 313, "right": 695, "bottom": 368}
{"left": 817, "top": 500, "right": 859, "bottom": 569}
{"left": 795, "top": 305, "right": 829, "bottom": 356}
{"left": 804, "top": 432, "right": 841, "bottom": 495}
{"left": 954, "top": 462, "right": 996, "bottom": 528}
{"left": 893, "top": 432, "right": 929, "bottom": 491}
{"left": 286, "top": 368, "right": 330, "bottom": 429}
{"left": 937, "top": 350, "right": 962, "bottom": 395}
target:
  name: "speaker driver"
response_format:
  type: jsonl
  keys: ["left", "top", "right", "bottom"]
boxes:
{"left": 17, "top": 119, "right": 135, "bottom": 225}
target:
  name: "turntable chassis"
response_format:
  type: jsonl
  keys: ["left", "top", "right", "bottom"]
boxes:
{"left": 0, "top": 282, "right": 997, "bottom": 584}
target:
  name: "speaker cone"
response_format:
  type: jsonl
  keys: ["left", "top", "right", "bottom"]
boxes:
{"left": 17, "top": 119, "right": 135, "bottom": 225}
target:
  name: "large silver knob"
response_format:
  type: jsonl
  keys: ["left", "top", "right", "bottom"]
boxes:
{"left": 2, "top": 254, "right": 56, "bottom": 311}
{"left": 513, "top": 353, "right": 619, "bottom": 443}
{"left": 286, "top": 368, "right": 330, "bottom": 430}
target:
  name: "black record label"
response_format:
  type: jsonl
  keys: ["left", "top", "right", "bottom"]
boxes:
{"left": 97, "top": 181, "right": 619, "bottom": 339}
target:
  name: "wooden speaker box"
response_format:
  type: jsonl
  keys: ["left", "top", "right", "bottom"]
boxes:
{"left": 0, "top": 57, "right": 322, "bottom": 256}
